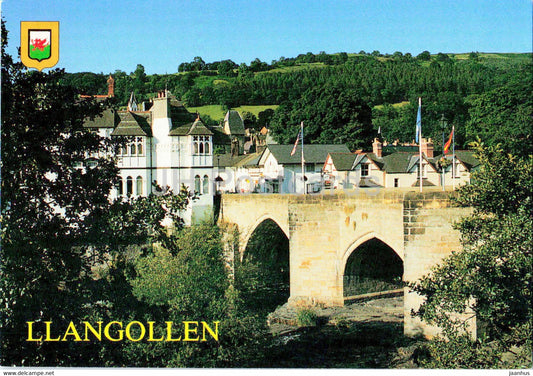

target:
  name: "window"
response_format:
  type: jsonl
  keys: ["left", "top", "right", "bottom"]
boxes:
{"left": 137, "top": 142, "right": 143, "bottom": 155}
{"left": 126, "top": 176, "right": 133, "bottom": 196}
{"left": 202, "top": 175, "right": 209, "bottom": 194}
{"left": 118, "top": 146, "right": 123, "bottom": 155}
{"left": 306, "top": 164, "right": 314, "bottom": 173}
{"left": 193, "top": 136, "right": 211, "bottom": 155}
{"left": 117, "top": 177, "right": 123, "bottom": 195}
{"left": 194, "top": 175, "right": 201, "bottom": 194}
{"left": 130, "top": 143, "right": 136, "bottom": 155}
{"left": 272, "top": 181, "right": 279, "bottom": 193}
{"left": 136, "top": 176, "right": 143, "bottom": 196}
{"left": 394, "top": 178, "right": 399, "bottom": 188}
{"left": 361, "top": 164, "right": 369, "bottom": 176}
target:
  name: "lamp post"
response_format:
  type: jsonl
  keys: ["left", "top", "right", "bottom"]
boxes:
{"left": 215, "top": 155, "right": 223, "bottom": 193}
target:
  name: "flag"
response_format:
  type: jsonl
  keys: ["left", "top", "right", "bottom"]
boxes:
{"left": 444, "top": 126, "right": 454, "bottom": 154}
{"left": 290, "top": 129, "right": 301, "bottom": 156}
{"left": 415, "top": 97, "right": 421, "bottom": 143}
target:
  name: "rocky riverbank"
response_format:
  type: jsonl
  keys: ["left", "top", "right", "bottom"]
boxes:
{"left": 260, "top": 296, "right": 425, "bottom": 368}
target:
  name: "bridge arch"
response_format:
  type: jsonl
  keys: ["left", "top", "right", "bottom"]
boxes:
{"left": 340, "top": 231, "right": 403, "bottom": 271}
{"left": 340, "top": 232, "right": 404, "bottom": 297}
{"left": 240, "top": 213, "right": 289, "bottom": 259}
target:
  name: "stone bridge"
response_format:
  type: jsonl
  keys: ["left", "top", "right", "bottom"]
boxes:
{"left": 219, "top": 188, "right": 473, "bottom": 338}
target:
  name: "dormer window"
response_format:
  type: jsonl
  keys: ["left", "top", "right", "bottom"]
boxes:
{"left": 361, "top": 164, "right": 369, "bottom": 177}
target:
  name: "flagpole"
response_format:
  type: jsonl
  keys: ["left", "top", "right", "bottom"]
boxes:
{"left": 418, "top": 97, "right": 423, "bottom": 193}
{"left": 301, "top": 121, "right": 305, "bottom": 194}
{"left": 452, "top": 125, "right": 455, "bottom": 190}
{"left": 441, "top": 115, "right": 445, "bottom": 191}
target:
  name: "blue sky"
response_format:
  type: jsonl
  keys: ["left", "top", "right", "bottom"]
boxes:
{"left": 2, "top": 0, "right": 531, "bottom": 74}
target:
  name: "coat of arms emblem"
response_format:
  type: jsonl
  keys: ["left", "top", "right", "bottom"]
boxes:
{"left": 20, "top": 21, "right": 59, "bottom": 71}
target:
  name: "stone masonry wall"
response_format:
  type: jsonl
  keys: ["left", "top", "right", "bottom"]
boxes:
{"left": 221, "top": 189, "right": 472, "bottom": 338}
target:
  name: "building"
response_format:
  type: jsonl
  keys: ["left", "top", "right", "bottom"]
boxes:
{"left": 84, "top": 87, "right": 214, "bottom": 225}
{"left": 257, "top": 144, "right": 350, "bottom": 193}
{"left": 323, "top": 138, "right": 478, "bottom": 190}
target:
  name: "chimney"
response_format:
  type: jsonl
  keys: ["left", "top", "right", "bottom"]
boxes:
{"left": 107, "top": 75, "right": 114, "bottom": 97}
{"left": 372, "top": 138, "right": 382, "bottom": 158}
{"left": 422, "top": 138, "right": 434, "bottom": 158}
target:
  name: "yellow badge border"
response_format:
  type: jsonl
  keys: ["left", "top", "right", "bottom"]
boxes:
{"left": 20, "top": 21, "right": 60, "bottom": 71}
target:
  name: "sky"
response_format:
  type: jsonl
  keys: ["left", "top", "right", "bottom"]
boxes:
{"left": 2, "top": 0, "right": 531, "bottom": 74}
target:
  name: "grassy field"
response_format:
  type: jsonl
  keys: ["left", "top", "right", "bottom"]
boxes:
{"left": 373, "top": 101, "right": 410, "bottom": 110}
{"left": 257, "top": 62, "right": 326, "bottom": 74}
{"left": 186, "top": 104, "right": 279, "bottom": 121}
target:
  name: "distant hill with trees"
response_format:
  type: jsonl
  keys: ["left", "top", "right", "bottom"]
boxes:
{"left": 62, "top": 51, "right": 532, "bottom": 153}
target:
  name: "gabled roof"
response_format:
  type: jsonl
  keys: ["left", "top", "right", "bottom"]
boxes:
{"left": 264, "top": 144, "right": 350, "bottom": 165}
{"left": 327, "top": 152, "right": 357, "bottom": 171}
{"left": 168, "top": 118, "right": 213, "bottom": 136}
{"left": 224, "top": 110, "right": 245, "bottom": 136}
{"left": 434, "top": 151, "right": 480, "bottom": 171}
{"left": 210, "top": 126, "right": 232, "bottom": 145}
{"left": 83, "top": 108, "right": 119, "bottom": 128}
{"left": 382, "top": 145, "right": 419, "bottom": 155}
{"left": 215, "top": 152, "right": 262, "bottom": 168}
{"left": 111, "top": 111, "right": 152, "bottom": 136}
{"left": 170, "top": 99, "right": 196, "bottom": 127}
{"left": 352, "top": 152, "right": 439, "bottom": 173}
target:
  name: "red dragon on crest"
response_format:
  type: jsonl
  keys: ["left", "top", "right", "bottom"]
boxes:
{"left": 31, "top": 38, "right": 49, "bottom": 52}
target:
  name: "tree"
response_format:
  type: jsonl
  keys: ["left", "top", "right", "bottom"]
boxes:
{"left": 0, "top": 22, "right": 120, "bottom": 365}
{"left": 217, "top": 59, "right": 237, "bottom": 77}
{"left": 257, "top": 108, "right": 275, "bottom": 129}
{"left": 132, "top": 63, "right": 147, "bottom": 99}
{"left": 411, "top": 144, "right": 532, "bottom": 368}
{"left": 269, "top": 85, "right": 373, "bottom": 150}
{"left": 417, "top": 50, "right": 431, "bottom": 60}
{"left": 122, "top": 224, "right": 269, "bottom": 367}
{"left": 464, "top": 75, "right": 532, "bottom": 155}
{"left": 241, "top": 111, "right": 257, "bottom": 130}
{"left": 192, "top": 56, "right": 206, "bottom": 71}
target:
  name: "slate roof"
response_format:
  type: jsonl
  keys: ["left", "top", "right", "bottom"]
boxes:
{"left": 210, "top": 126, "right": 232, "bottom": 145}
{"left": 169, "top": 99, "right": 196, "bottom": 127}
{"left": 382, "top": 145, "right": 419, "bottom": 155}
{"left": 111, "top": 111, "right": 152, "bottom": 136}
{"left": 328, "top": 153, "right": 358, "bottom": 171}
{"left": 265, "top": 144, "right": 350, "bottom": 165}
{"left": 83, "top": 108, "right": 119, "bottom": 128}
{"left": 224, "top": 110, "right": 245, "bottom": 136}
{"left": 352, "top": 152, "right": 440, "bottom": 173}
{"left": 169, "top": 118, "right": 213, "bottom": 136}
{"left": 434, "top": 151, "right": 480, "bottom": 171}
{"left": 215, "top": 152, "right": 262, "bottom": 168}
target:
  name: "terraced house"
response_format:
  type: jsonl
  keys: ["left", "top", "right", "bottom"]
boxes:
{"left": 323, "top": 138, "right": 479, "bottom": 190}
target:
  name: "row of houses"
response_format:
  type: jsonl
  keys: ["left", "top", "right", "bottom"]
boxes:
{"left": 215, "top": 138, "right": 479, "bottom": 195}
{"left": 83, "top": 79, "right": 479, "bottom": 224}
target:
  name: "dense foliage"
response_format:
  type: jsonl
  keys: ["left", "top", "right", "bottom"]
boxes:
{"left": 62, "top": 51, "right": 531, "bottom": 152}
{"left": 0, "top": 23, "right": 266, "bottom": 367}
{"left": 411, "top": 144, "right": 532, "bottom": 368}
{"left": 1, "top": 22, "right": 120, "bottom": 365}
